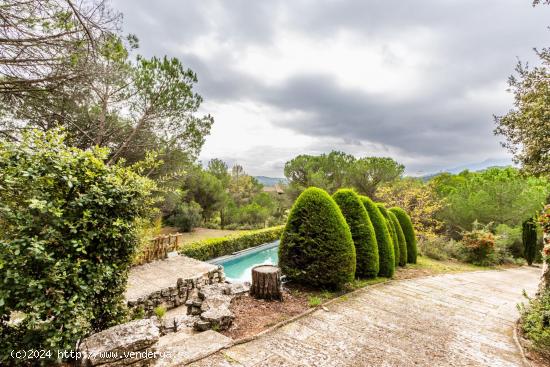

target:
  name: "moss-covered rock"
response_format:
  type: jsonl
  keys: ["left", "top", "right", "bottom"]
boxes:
{"left": 279, "top": 187, "right": 356, "bottom": 289}
{"left": 360, "top": 196, "right": 395, "bottom": 278}
{"left": 377, "top": 204, "right": 399, "bottom": 268}
{"left": 388, "top": 211, "right": 407, "bottom": 266}
{"left": 334, "top": 189, "right": 379, "bottom": 278}
{"left": 390, "top": 207, "right": 417, "bottom": 264}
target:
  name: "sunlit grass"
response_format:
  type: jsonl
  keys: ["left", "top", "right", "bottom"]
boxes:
{"left": 410, "top": 256, "right": 492, "bottom": 274}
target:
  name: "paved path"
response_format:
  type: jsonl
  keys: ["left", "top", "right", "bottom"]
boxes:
{"left": 191, "top": 267, "right": 540, "bottom": 367}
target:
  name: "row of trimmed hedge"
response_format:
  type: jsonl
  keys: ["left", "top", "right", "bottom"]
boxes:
{"left": 279, "top": 187, "right": 417, "bottom": 289}
{"left": 180, "top": 226, "right": 284, "bottom": 261}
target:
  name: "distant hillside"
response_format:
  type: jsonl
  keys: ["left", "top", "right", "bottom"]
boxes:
{"left": 421, "top": 158, "right": 514, "bottom": 181}
{"left": 254, "top": 176, "right": 288, "bottom": 187}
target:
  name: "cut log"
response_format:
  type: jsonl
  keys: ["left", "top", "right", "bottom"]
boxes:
{"left": 250, "top": 265, "right": 283, "bottom": 301}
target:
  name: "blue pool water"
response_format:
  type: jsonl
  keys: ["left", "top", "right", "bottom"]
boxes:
{"left": 211, "top": 240, "right": 279, "bottom": 282}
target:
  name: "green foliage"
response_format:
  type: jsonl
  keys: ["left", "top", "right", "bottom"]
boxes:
{"left": 348, "top": 157, "right": 404, "bottom": 197}
{"left": 519, "top": 289, "right": 550, "bottom": 358}
{"left": 361, "top": 196, "right": 395, "bottom": 277}
{"left": 153, "top": 305, "right": 167, "bottom": 319}
{"left": 377, "top": 204, "right": 400, "bottom": 268}
{"left": 308, "top": 296, "right": 322, "bottom": 307}
{"left": 494, "top": 47, "right": 550, "bottom": 176}
{"left": 432, "top": 168, "right": 549, "bottom": 235}
{"left": 333, "top": 189, "right": 379, "bottom": 278}
{"left": 523, "top": 218, "right": 539, "bottom": 266}
{"left": 182, "top": 168, "right": 227, "bottom": 220}
{"left": 495, "top": 223, "right": 524, "bottom": 259}
{"left": 390, "top": 207, "right": 417, "bottom": 264}
{"left": 460, "top": 224, "right": 496, "bottom": 266}
{"left": 388, "top": 211, "right": 407, "bottom": 266}
{"left": 167, "top": 201, "right": 203, "bottom": 232}
{"left": 0, "top": 130, "right": 153, "bottom": 360}
{"left": 284, "top": 152, "right": 403, "bottom": 198}
{"left": 181, "top": 226, "right": 284, "bottom": 261}
{"left": 279, "top": 187, "right": 356, "bottom": 289}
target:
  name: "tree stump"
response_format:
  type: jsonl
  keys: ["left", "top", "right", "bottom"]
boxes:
{"left": 250, "top": 265, "right": 283, "bottom": 301}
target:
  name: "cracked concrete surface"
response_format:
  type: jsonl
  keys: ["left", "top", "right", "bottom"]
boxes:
{"left": 190, "top": 267, "right": 540, "bottom": 367}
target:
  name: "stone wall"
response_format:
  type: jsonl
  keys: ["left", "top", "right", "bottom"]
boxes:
{"left": 127, "top": 266, "right": 225, "bottom": 316}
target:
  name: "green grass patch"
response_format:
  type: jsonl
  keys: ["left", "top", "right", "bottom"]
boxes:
{"left": 308, "top": 296, "right": 322, "bottom": 307}
{"left": 411, "top": 256, "right": 491, "bottom": 273}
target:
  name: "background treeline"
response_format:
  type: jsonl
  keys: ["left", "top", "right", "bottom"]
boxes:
{"left": 282, "top": 150, "right": 550, "bottom": 266}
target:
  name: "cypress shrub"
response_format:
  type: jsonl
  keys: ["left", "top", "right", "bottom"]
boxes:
{"left": 279, "top": 187, "right": 356, "bottom": 289}
{"left": 523, "top": 218, "right": 538, "bottom": 266}
{"left": 377, "top": 204, "right": 399, "bottom": 268}
{"left": 388, "top": 211, "right": 407, "bottom": 266}
{"left": 360, "top": 196, "right": 395, "bottom": 278}
{"left": 333, "top": 189, "right": 379, "bottom": 278}
{"left": 390, "top": 207, "right": 417, "bottom": 264}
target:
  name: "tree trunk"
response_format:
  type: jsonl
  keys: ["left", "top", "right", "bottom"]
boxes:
{"left": 537, "top": 230, "right": 550, "bottom": 296}
{"left": 250, "top": 265, "right": 283, "bottom": 301}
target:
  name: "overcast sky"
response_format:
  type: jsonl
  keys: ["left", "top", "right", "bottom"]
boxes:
{"left": 112, "top": 0, "right": 550, "bottom": 176}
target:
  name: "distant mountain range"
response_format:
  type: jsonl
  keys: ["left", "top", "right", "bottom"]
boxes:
{"left": 421, "top": 158, "right": 514, "bottom": 180}
{"left": 254, "top": 176, "right": 288, "bottom": 187}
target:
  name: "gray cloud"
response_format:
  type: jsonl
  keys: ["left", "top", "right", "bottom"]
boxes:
{"left": 112, "top": 0, "right": 550, "bottom": 175}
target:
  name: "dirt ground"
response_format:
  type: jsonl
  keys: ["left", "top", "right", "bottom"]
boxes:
{"left": 222, "top": 289, "right": 310, "bottom": 340}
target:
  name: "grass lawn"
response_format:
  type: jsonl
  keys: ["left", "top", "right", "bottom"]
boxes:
{"left": 159, "top": 227, "right": 248, "bottom": 245}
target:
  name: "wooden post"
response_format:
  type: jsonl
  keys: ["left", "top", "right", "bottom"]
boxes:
{"left": 250, "top": 265, "right": 283, "bottom": 301}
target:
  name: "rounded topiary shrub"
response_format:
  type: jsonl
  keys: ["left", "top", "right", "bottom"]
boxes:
{"left": 390, "top": 207, "right": 417, "bottom": 264}
{"left": 333, "top": 189, "right": 379, "bottom": 278}
{"left": 360, "top": 196, "right": 395, "bottom": 278}
{"left": 0, "top": 131, "right": 153, "bottom": 360}
{"left": 377, "top": 204, "right": 399, "bottom": 268}
{"left": 388, "top": 211, "right": 407, "bottom": 266}
{"left": 279, "top": 187, "right": 356, "bottom": 289}
{"left": 522, "top": 218, "right": 538, "bottom": 266}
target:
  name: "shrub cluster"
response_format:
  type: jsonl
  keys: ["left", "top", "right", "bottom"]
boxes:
{"left": 519, "top": 288, "right": 550, "bottom": 359}
{"left": 377, "top": 204, "right": 400, "bottom": 268}
{"left": 279, "top": 187, "right": 356, "bottom": 289}
{"left": 333, "top": 189, "right": 379, "bottom": 278}
{"left": 0, "top": 131, "right": 154, "bottom": 361}
{"left": 181, "top": 226, "right": 284, "bottom": 261}
{"left": 388, "top": 211, "right": 407, "bottom": 266}
{"left": 461, "top": 227, "right": 496, "bottom": 266}
{"left": 390, "top": 207, "right": 417, "bottom": 264}
{"left": 361, "top": 196, "right": 395, "bottom": 277}
{"left": 523, "top": 218, "right": 538, "bottom": 266}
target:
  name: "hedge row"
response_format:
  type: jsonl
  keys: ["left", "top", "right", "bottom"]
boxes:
{"left": 390, "top": 207, "right": 417, "bottom": 264}
{"left": 180, "top": 226, "right": 284, "bottom": 261}
{"left": 279, "top": 187, "right": 356, "bottom": 289}
{"left": 362, "top": 196, "right": 395, "bottom": 278}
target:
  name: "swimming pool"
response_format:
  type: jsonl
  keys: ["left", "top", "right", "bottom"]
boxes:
{"left": 210, "top": 240, "right": 279, "bottom": 283}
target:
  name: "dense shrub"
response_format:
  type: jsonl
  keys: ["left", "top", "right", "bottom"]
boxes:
{"left": 333, "top": 189, "right": 379, "bottom": 278}
{"left": 519, "top": 289, "right": 550, "bottom": 359}
{"left": 388, "top": 211, "right": 407, "bottom": 266}
{"left": 390, "top": 207, "right": 417, "bottom": 264}
{"left": 361, "top": 196, "right": 395, "bottom": 277}
{"left": 167, "top": 201, "right": 203, "bottom": 232}
{"left": 279, "top": 187, "right": 356, "bottom": 289}
{"left": 460, "top": 226, "right": 495, "bottom": 266}
{"left": 523, "top": 218, "right": 538, "bottom": 266}
{"left": 0, "top": 131, "right": 153, "bottom": 361}
{"left": 377, "top": 204, "right": 400, "bottom": 268}
{"left": 181, "top": 226, "right": 284, "bottom": 261}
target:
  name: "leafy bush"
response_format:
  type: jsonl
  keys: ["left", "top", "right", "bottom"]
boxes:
{"left": 419, "top": 236, "right": 451, "bottom": 261}
{"left": 0, "top": 130, "right": 153, "bottom": 361}
{"left": 523, "top": 219, "right": 538, "bottom": 266}
{"left": 519, "top": 289, "right": 550, "bottom": 359}
{"left": 333, "top": 189, "right": 379, "bottom": 278}
{"left": 361, "top": 196, "right": 394, "bottom": 277}
{"left": 377, "top": 204, "right": 400, "bottom": 268}
{"left": 167, "top": 201, "right": 203, "bottom": 232}
{"left": 390, "top": 207, "right": 417, "bottom": 264}
{"left": 279, "top": 187, "right": 356, "bottom": 289}
{"left": 494, "top": 223, "right": 524, "bottom": 259}
{"left": 388, "top": 211, "right": 407, "bottom": 266}
{"left": 180, "top": 226, "right": 284, "bottom": 260}
{"left": 460, "top": 225, "right": 495, "bottom": 266}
